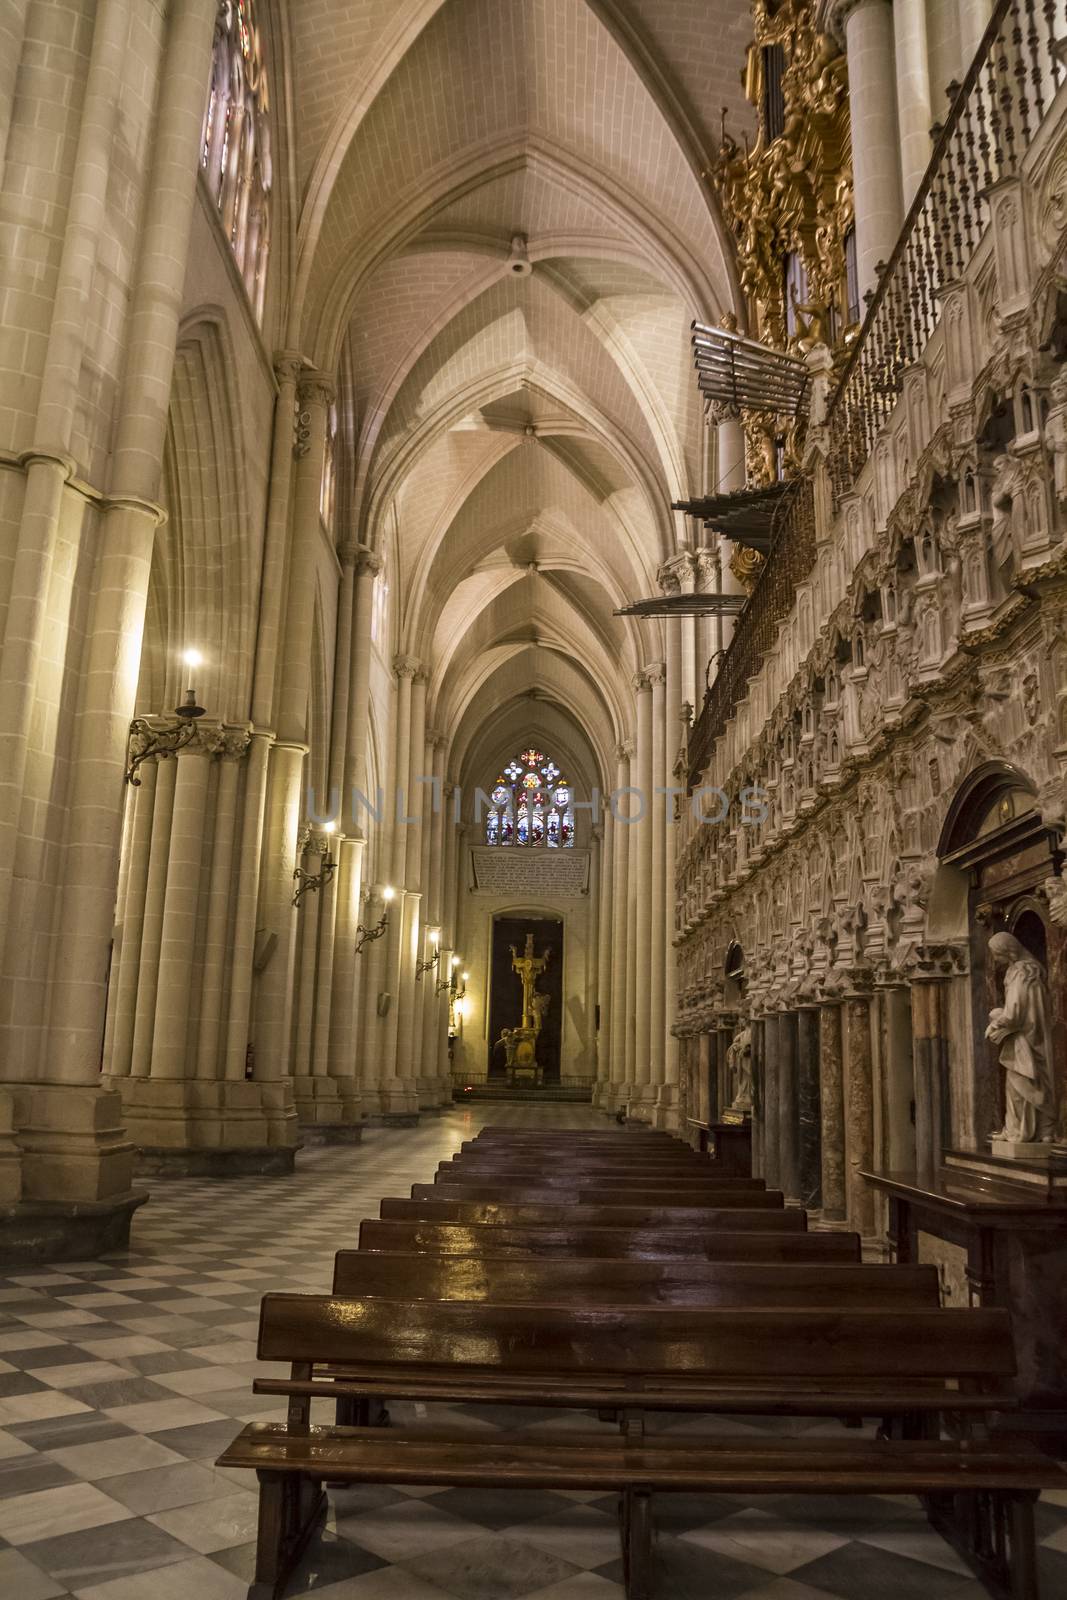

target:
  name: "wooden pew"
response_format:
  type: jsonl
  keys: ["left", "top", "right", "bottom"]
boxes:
{"left": 358, "top": 1218, "right": 859, "bottom": 1260}
{"left": 220, "top": 1297, "right": 1062, "bottom": 1600}
{"left": 379, "top": 1197, "right": 806, "bottom": 1230}
{"left": 332, "top": 1250, "right": 941, "bottom": 1308}
{"left": 454, "top": 1140, "right": 709, "bottom": 1162}
{"left": 434, "top": 1167, "right": 766, "bottom": 1190}
{"left": 414, "top": 1183, "right": 786, "bottom": 1209}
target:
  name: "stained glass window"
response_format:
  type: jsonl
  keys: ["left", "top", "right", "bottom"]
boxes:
{"left": 485, "top": 747, "right": 574, "bottom": 848}
{"left": 200, "top": 0, "right": 272, "bottom": 324}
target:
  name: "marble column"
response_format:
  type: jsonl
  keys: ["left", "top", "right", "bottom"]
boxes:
{"left": 893, "top": 0, "right": 933, "bottom": 206}
{"left": 777, "top": 1009, "right": 801, "bottom": 1204}
{"left": 910, "top": 959, "right": 954, "bottom": 1182}
{"left": 797, "top": 1005, "right": 823, "bottom": 1210}
{"left": 833, "top": 0, "right": 905, "bottom": 305}
{"left": 843, "top": 978, "right": 877, "bottom": 1238}
{"left": 819, "top": 1001, "right": 847, "bottom": 1222}
{"left": 762, "top": 1012, "right": 782, "bottom": 1190}
{"left": 631, "top": 674, "right": 654, "bottom": 1115}
{"left": 700, "top": 1032, "right": 716, "bottom": 1125}
{"left": 751, "top": 1016, "right": 766, "bottom": 1177}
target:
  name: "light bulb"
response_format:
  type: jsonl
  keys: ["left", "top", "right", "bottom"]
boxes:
{"left": 450, "top": 955, "right": 459, "bottom": 968}
{"left": 382, "top": 886, "right": 395, "bottom": 902}
{"left": 182, "top": 648, "right": 203, "bottom": 670}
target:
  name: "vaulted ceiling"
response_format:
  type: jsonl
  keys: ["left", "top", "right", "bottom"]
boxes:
{"left": 284, "top": 0, "right": 752, "bottom": 772}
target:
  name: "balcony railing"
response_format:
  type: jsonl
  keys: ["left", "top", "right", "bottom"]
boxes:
{"left": 687, "top": 0, "right": 1064, "bottom": 786}
{"left": 827, "top": 0, "right": 1064, "bottom": 500}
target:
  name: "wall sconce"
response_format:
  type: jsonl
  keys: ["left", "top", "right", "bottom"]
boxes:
{"left": 292, "top": 821, "right": 336, "bottom": 908}
{"left": 355, "top": 885, "right": 394, "bottom": 954}
{"left": 125, "top": 649, "right": 206, "bottom": 785}
{"left": 416, "top": 928, "right": 441, "bottom": 981}
{"left": 436, "top": 953, "right": 460, "bottom": 994}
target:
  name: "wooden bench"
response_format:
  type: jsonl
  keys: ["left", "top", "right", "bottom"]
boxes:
{"left": 435, "top": 1163, "right": 763, "bottom": 1186}
{"left": 380, "top": 1197, "right": 805, "bottom": 1230}
{"left": 332, "top": 1250, "right": 941, "bottom": 1308}
{"left": 357, "top": 1217, "right": 856, "bottom": 1259}
{"left": 415, "top": 1183, "right": 786, "bottom": 1209}
{"left": 219, "top": 1295, "right": 1063, "bottom": 1600}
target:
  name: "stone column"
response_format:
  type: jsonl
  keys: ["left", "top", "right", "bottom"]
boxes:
{"left": 609, "top": 742, "right": 631, "bottom": 1109}
{"left": 843, "top": 974, "right": 877, "bottom": 1238}
{"left": 762, "top": 1011, "right": 782, "bottom": 1189}
{"left": 595, "top": 808, "right": 612, "bottom": 1106}
{"left": 778, "top": 1009, "right": 801, "bottom": 1204}
{"left": 649, "top": 662, "right": 666, "bottom": 1100}
{"left": 893, "top": 0, "right": 933, "bottom": 207}
{"left": 419, "top": 738, "right": 448, "bottom": 1107}
{"left": 129, "top": 756, "right": 178, "bottom": 1078}
{"left": 797, "top": 1004, "right": 823, "bottom": 1209}
{"left": 660, "top": 618, "right": 682, "bottom": 1130}
{"left": 195, "top": 738, "right": 245, "bottom": 1080}
{"left": 224, "top": 730, "right": 270, "bottom": 1079}
{"left": 23, "top": 0, "right": 217, "bottom": 1227}
{"left": 379, "top": 658, "right": 419, "bottom": 1120}
{"left": 106, "top": 759, "right": 159, "bottom": 1078}
{"left": 149, "top": 735, "right": 215, "bottom": 1083}
{"left": 327, "top": 545, "right": 380, "bottom": 1115}
{"left": 631, "top": 673, "right": 654, "bottom": 1116}
{"left": 819, "top": 1000, "right": 847, "bottom": 1222}
{"left": 358, "top": 886, "right": 388, "bottom": 1108}
{"left": 394, "top": 671, "right": 426, "bottom": 1105}
{"left": 832, "top": 0, "right": 905, "bottom": 305}
{"left": 436, "top": 783, "right": 460, "bottom": 1097}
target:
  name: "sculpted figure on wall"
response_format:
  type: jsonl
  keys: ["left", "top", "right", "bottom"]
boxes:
{"left": 725, "top": 1022, "right": 754, "bottom": 1114}
{"left": 985, "top": 932, "right": 1059, "bottom": 1146}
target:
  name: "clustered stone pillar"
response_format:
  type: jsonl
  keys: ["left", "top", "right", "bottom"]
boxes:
{"left": 608, "top": 742, "right": 632, "bottom": 1110}
{"left": 762, "top": 1012, "right": 781, "bottom": 1189}
{"left": 631, "top": 672, "right": 654, "bottom": 1117}
{"left": 893, "top": 0, "right": 933, "bottom": 206}
{"left": 3, "top": 0, "right": 223, "bottom": 1232}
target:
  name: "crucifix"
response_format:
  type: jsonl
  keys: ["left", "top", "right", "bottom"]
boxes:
{"left": 510, "top": 931, "right": 550, "bottom": 1031}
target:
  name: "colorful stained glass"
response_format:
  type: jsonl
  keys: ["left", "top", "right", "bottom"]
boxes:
{"left": 487, "top": 746, "right": 574, "bottom": 847}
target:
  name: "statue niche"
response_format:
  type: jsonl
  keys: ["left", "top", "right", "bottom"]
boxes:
{"left": 486, "top": 917, "right": 564, "bottom": 1085}
{"left": 986, "top": 932, "right": 1059, "bottom": 1152}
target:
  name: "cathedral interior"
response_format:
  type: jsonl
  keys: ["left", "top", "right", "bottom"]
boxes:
{"left": 3, "top": 0, "right": 1067, "bottom": 1596}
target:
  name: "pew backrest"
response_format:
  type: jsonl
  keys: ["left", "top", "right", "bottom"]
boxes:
{"left": 416, "top": 1183, "right": 784, "bottom": 1209}
{"left": 331, "top": 1250, "right": 941, "bottom": 1308}
{"left": 358, "top": 1218, "right": 857, "bottom": 1260}
{"left": 380, "top": 1197, "right": 806, "bottom": 1230}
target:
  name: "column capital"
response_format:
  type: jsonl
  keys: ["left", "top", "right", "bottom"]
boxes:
{"left": 822, "top": 0, "right": 883, "bottom": 46}
{"left": 340, "top": 541, "right": 382, "bottom": 577}
{"left": 273, "top": 350, "right": 306, "bottom": 386}
{"left": 615, "top": 739, "right": 635, "bottom": 761}
{"left": 393, "top": 654, "right": 422, "bottom": 681}
{"left": 632, "top": 669, "right": 652, "bottom": 693}
{"left": 646, "top": 660, "right": 667, "bottom": 688}
{"left": 297, "top": 372, "right": 335, "bottom": 410}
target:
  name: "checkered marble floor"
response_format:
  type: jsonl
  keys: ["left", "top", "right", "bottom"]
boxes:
{"left": 1, "top": 1104, "right": 1066, "bottom": 1600}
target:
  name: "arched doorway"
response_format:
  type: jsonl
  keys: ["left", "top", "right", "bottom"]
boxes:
{"left": 937, "top": 762, "right": 1064, "bottom": 1146}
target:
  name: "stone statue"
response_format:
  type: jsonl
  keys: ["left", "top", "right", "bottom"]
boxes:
{"left": 725, "top": 1022, "right": 753, "bottom": 1114}
{"left": 985, "top": 932, "right": 1058, "bottom": 1147}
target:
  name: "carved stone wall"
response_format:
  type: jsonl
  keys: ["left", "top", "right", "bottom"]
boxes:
{"left": 677, "top": 89, "right": 1067, "bottom": 1222}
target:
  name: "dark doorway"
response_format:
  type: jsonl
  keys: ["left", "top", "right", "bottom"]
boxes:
{"left": 487, "top": 915, "right": 564, "bottom": 1082}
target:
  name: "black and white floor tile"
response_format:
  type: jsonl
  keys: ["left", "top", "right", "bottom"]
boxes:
{"left": 1, "top": 1105, "right": 1065, "bottom": 1599}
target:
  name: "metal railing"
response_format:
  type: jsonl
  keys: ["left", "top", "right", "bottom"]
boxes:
{"left": 687, "top": 0, "right": 1064, "bottom": 783}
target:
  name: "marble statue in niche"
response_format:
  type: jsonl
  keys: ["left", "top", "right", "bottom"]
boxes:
{"left": 725, "top": 1022, "right": 753, "bottom": 1116}
{"left": 985, "top": 931, "right": 1059, "bottom": 1150}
